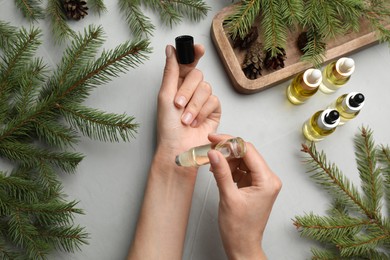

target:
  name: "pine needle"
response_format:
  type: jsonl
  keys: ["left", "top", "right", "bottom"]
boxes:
{"left": 14, "top": 0, "right": 45, "bottom": 21}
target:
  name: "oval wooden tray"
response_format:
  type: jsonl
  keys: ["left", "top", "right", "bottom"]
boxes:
{"left": 211, "top": 5, "right": 389, "bottom": 94}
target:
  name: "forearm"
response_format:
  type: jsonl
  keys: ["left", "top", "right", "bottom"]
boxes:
{"left": 128, "top": 149, "right": 197, "bottom": 259}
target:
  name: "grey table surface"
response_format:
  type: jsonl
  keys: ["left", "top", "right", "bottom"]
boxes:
{"left": 1, "top": 1, "right": 390, "bottom": 259}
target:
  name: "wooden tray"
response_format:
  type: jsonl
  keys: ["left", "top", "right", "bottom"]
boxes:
{"left": 211, "top": 5, "right": 389, "bottom": 94}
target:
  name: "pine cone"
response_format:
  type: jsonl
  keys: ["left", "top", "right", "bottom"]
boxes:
{"left": 232, "top": 26, "right": 259, "bottom": 49}
{"left": 63, "top": 0, "right": 88, "bottom": 21}
{"left": 297, "top": 32, "right": 308, "bottom": 53}
{"left": 242, "top": 42, "right": 263, "bottom": 80}
{"left": 264, "top": 47, "right": 286, "bottom": 70}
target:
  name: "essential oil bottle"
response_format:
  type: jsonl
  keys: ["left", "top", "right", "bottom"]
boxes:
{"left": 329, "top": 92, "right": 365, "bottom": 125}
{"left": 286, "top": 68, "right": 322, "bottom": 105}
{"left": 175, "top": 137, "right": 247, "bottom": 167}
{"left": 319, "top": 57, "right": 355, "bottom": 94}
{"left": 302, "top": 109, "right": 340, "bottom": 142}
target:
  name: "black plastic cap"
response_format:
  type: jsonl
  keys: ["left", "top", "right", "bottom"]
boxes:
{"left": 324, "top": 110, "right": 340, "bottom": 124}
{"left": 175, "top": 35, "right": 194, "bottom": 64}
{"left": 348, "top": 93, "right": 365, "bottom": 107}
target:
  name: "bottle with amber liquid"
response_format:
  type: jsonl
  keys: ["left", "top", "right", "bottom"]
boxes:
{"left": 319, "top": 57, "right": 355, "bottom": 94}
{"left": 302, "top": 109, "right": 340, "bottom": 142}
{"left": 329, "top": 92, "right": 365, "bottom": 125}
{"left": 286, "top": 68, "right": 322, "bottom": 105}
{"left": 175, "top": 137, "right": 247, "bottom": 167}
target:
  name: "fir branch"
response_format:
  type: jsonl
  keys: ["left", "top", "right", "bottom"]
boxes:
{"left": 46, "top": 0, "right": 76, "bottom": 44}
{"left": 261, "top": 0, "right": 287, "bottom": 56}
{"left": 17, "top": 200, "right": 83, "bottom": 226}
{"left": 0, "top": 174, "right": 39, "bottom": 205}
{"left": 41, "top": 25, "right": 106, "bottom": 102}
{"left": 378, "top": 144, "right": 390, "bottom": 216}
{"left": 281, "top": 0, "right": 303, "bottom": 26}
{"left": 59, "top": 104, "right": 138, "bottom": 142}
{"left": 310, "top": 247, "right": 340, "bottom": 260}
{"left": 0, "top": 141, "right": 84, "bottom": 173}
{"left": 224, "top": 1, "right": 261, "bottom": 40}
{"left": 118, "top": 0, "right": 155, "bottom": 39}
{"left": 39, "top": 225, "right": 89, "bottom": 253}
{"left": 294, "top": 213, "right": 368, "bottom": 243}
{"left": 0, "top": 27, "right": 42, "bottom": 95}
{"left": 55, "top": 39, "right": 151, "bottom": 104}
{"left": 8, "top": 210, "right": 50, "bottom": 259}
{"left": 300, "top": 29, "right": 326, "bottom": 68}
{"left": 33, "top": 120, "right": 79, "bottom": 148}
{"left": 14, "top": 0, "right": 45, "bottom": 21}
{"left": 354, "top": 127, "right": 383, "bottom": 217}
{"left": 301, "top": 143, "right": 370, "bottom": 217}
{"left": 171, "top": 0, "right": 210, "bottom": 22}
{"left": 143, "top": 0, "right": 182, "bottom": 27}
{"left": 0, "top": 21, "right": 17, "bottom": 50}
{"left": 88, "top": 0, "right": 107, "bottom": 15}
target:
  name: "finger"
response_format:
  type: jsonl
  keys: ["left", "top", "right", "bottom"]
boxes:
{"left": 178, "top": 44, "right": 205, "bottom": 79}
{"left": 208, "top": 150, "right": 238, "bottom": 198}
{"left": 242, "top": 142, "right": 275, "bottom": 186}
{"left": 174, "top": 69, "right": 203, "bottom": 108}
{"left": 207, "top": 133, "right": 234, "bottom": 143}
{"left": 191, "top": 94, "right": 220, "bottom": 127}
{"left": 181, "top": 81, "right": 211, "bottom": 125}
{"left": 159, "top": 45, "right": 180, "bottom": 101}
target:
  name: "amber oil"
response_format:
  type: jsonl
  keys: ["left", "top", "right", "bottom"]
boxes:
{"left": 320, "top": 57, "right": 355, "bottom": 94}
{"left": 329, "top": 92, "right": 365, "bottom": 125}
{"left": 175, "top": 137, "right": 247, "bottom": 167}
{"left": 302, "top": 109, "right": 340, "bottom": 142}
{"left": 287, "top": 69, "right": 322, "bottom": 105}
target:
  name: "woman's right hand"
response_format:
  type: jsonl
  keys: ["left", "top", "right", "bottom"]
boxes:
{"left": 207, "top": 134, "right": 282, "bottom": 260}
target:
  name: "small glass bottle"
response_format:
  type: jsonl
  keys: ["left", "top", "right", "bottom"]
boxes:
{"left": 175, "top": 137, "right": 247, "bottom": 167}
{"left": 319, "top": 57, "right": 355, "bottom": 94}
{"left": 287, "top": 68, "right": 322, "bottom": 105}
{"left": 329, "top": 92, "right": 365, "bottom": 125}
{"left": 302, "top": 109, "right": 340, "bottom": 142}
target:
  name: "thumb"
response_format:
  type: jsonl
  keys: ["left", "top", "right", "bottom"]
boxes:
{"left": 208, "top": 150, "right": 237, "bottom": 198}
{"left": 160, "top": 45, "right": 180, "bottom": 99}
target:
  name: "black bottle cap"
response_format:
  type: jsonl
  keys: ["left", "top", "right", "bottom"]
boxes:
{"left": 324, "top": 110, "right": 340, "bottom": 124}
{"left": 175, "top": 35, "right": 194, "bottom": 64}
{"left": 348, "top": 93, "right": 365, "bottom": 108}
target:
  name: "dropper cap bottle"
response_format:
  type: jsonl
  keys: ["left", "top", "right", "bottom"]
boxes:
{"left": 320, "top": 57, "right": 355, "bottom": 94}
{"left": 329, "top": 92, "right": 365, "bottom": 125}
{"left": 286, "top": 68, "right": 322, "bottom": 105}
{"left": 302, "top": 109, "right": 340, "bottom": 142}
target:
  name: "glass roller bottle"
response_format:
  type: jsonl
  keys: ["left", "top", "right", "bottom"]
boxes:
{"left": 175, "top": 137, "right": 247, "bottom": 167}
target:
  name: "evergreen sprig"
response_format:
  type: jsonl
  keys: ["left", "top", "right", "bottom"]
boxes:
{"left": 225, "top": 0, "right": 390, "bottom": 67}
{"left": 294, "top": 126, "right": 390, "bottom": 258}
{"left": 12, "top": 0, "right": 209, "bottom": 43}
{"left": 0, "top": 24, "right": 151, "bottom": 259}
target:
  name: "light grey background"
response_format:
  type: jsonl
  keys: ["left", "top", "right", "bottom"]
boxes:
{"left": 1, "top": 1, "right": 390, "bottom": 259}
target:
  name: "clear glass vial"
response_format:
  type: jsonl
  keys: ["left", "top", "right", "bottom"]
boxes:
{"left": 287, "top": 68, "right": 322, "bottom": 105}
{"left": 329, "top": 92, "right": 365, "bottom": 125}
{"left": 302, "top": 109, "right": 340, "bottom": 142}
{"left": 319, "top": 57, "right": 355, "bottom": 94}
{"left": 175, "top": 137, "right": 247, "bottom": 167}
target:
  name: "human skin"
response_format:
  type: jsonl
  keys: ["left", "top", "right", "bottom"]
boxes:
{"left": 208, "top": 134, "right": 282, "bottom": 260}
{"left": 127, "top": 44, "right": 221, "bottom": 259}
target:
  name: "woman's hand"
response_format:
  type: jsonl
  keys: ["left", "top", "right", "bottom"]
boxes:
{"left": 207, "top": 134, "right": 282, "bottom": 260}
{"left": 156, "top": 45, "right": 221, "bottom": 159}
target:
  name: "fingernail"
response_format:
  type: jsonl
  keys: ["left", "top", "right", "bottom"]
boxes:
{"left": 175, "top": 96, "right": 186, "bottom": 108}
{"left": 182, "top": 112, "right": 192, "bottom": 125}
{"left": 165, "top": 45, "right": 173, "bottom": 58}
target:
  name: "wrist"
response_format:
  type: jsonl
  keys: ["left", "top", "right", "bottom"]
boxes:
{"left": 226, "top": 246, "right": 266, "bottom": 260}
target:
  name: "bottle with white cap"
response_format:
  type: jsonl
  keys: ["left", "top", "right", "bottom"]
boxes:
{"left": 329, "top": 92, "right": 365, "bottom": 125}
{"left": 302, "top": 109, "right": 340, "bottom": 142}
{"left": 286, "top": 68, "right": 322, "bottom": 105}
{"left": 319, "top": 57, "right": 355, "bottom": 94}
